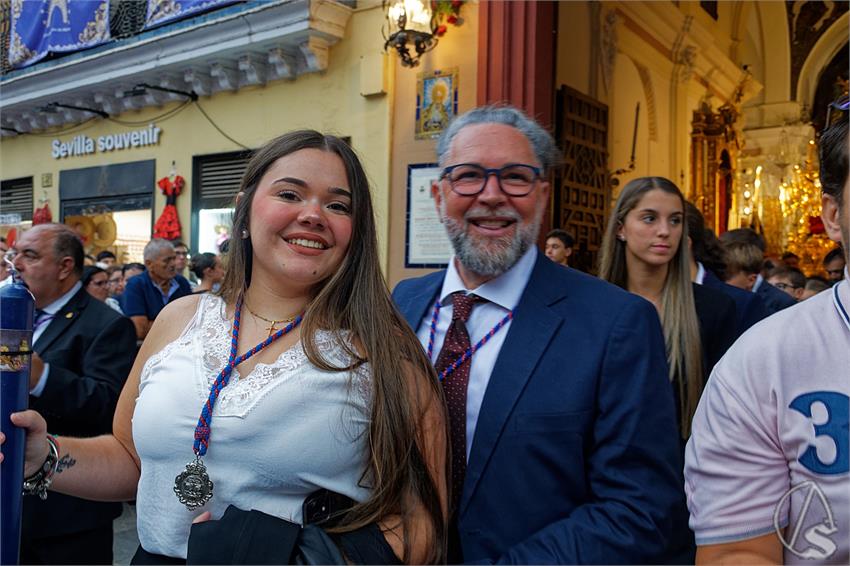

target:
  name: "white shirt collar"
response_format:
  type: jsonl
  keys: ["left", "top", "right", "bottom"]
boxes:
{"left": 753, "top": 273, "right": 764, "bottom": 292}
{"left": 695, "top": 262, "right": 706, "bottom": 285}
{"left": 833, "top": 273, "right": 850, "bottom": 332}
{"left": 41, "top": 281, "right": 82, "bottom": 314}
{"left": 439, "top": 246, "right": 537, "bottom": 311}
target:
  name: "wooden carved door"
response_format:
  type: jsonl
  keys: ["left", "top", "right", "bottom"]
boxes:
{"left": 553, "top": 85, "right": 610, "bottom": 274}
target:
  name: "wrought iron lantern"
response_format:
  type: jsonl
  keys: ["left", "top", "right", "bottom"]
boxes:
{"left": 383, "top": 0, "right": 437, "bottom": 68}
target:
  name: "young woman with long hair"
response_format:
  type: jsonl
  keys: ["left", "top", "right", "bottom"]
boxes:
{"left": 188, "top": 252, "right": 224, "bottom": 294}
{"left": 4, "top": 131, "right": 448, "bottom": 564}
{"left": 599, "top": 177, "right": 736, "bottom": 439}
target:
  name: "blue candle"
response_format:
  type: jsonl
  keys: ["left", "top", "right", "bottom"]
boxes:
{"left": 1, "top": 272, "right": 34, "bottom": 566}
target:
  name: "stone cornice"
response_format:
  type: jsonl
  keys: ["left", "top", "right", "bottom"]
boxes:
{"left": 0, "top": 0, "right": 352, "bottom": 135}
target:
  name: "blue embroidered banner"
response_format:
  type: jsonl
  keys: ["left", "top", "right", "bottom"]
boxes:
{"left": 145, "top": 0, "right": 239, "bottom": 29}
{"left": 9, "top": 0, "right": 111, "bottom": 69}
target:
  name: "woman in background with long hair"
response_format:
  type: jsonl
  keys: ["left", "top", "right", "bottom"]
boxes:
{"left": 599, "top": 177, "right": 736, "bottom": 441}
{"left": 188, "top": 252, "right": 224, "bottom": 294}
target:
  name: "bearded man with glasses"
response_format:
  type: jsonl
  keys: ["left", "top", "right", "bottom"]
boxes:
{"left": 393, "top": 105, "right": 688, "bottom": 564}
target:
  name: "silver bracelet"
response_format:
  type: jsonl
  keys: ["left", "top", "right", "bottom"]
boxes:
{"left": 23, "top": 435, "right": 60, "bottom": 500}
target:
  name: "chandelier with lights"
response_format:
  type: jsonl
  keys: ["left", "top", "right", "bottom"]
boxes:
{"left": 743, "top": 138, "right": 833, "bottom": 274}
{"left": 779, "top": 141, "right": 833, "bottom": 275}
{"left": 383, "top": 0, "right": 438, "bottom": 68}
{"left": 383, "top": 1, "right": 466, "bottom": 68}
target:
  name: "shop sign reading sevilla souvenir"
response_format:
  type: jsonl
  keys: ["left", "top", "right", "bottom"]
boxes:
{"left": 51, "top": 124, "right": 162, "bottom": 159}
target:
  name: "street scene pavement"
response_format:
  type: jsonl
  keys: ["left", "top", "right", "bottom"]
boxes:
{"left": 113, "top": 503, "right": 139, "bottom": 565}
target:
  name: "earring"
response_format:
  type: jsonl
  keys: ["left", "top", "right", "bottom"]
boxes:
{"left": 617, "top": 234, "right": 626, "bottom": 242}
{"left": 241, "top": 228, "right": 249, "bottom": 239}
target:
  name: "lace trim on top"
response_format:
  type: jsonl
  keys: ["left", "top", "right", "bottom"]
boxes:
{"left": 139, "top": 295, "right": 202, "bottom": 387}
{"left": 141, "top": 293, "right": 371, "bottom": 416}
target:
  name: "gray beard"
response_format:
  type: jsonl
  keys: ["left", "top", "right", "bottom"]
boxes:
{"left": 441, "top": 202, "right": 543, "bottom": 278}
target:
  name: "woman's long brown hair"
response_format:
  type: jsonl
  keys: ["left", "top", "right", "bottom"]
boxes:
{"left": 598, "top": 176, "right": 704, "bottom": 438}
{"left": 219, "top": 131, "right": 447, "bottom": 563}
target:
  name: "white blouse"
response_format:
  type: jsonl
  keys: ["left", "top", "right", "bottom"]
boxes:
{"left": 133, "top": 293, "right": 372, "bottom": 558}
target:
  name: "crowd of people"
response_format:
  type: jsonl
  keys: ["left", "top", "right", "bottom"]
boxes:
{"left": 0, "top": 233, "right": 229, "bottom": 562}
{"left": 5, "top": 238, "right": 229, "bottom": 337}
{"left": 0, "top": 104, "right": 846, "bottom": 566}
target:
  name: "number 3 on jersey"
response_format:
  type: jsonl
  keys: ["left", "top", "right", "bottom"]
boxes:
{"left": 789, "top": 391, "right": 849, "bottom": 475}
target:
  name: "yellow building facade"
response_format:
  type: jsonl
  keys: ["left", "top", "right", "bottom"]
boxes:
{"left": 1, "top": 0, "right": 846, "bottom": 281}
{"left": 0, "top": 0, "right": 482, "bottom": 279}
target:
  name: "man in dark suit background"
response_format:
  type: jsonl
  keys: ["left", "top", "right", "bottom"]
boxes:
{"left": 719, "top": 228, "right": 797, "bottom": 314}
{"left": 684, "top": 201, "right": 769, "bottom": 335}
{"left": 393, "top": 106, "right": 688, "bottom": 564}
{"left": 11, "top": 223, "right": 137, "bottom": 564}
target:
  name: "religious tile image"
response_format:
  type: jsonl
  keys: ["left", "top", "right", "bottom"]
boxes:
{"left": 416, "top": 68, "right": 459, "bottom": 140}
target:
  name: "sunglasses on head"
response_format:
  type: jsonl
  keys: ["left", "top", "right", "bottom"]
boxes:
{"left": 829, "top": 96, "right": 849, "bottom": 112}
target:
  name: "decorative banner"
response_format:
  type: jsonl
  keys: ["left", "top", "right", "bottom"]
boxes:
{"left": 9, "top": 0, "right": 110, "bottom": 69}
{"left": 416, "top": 67, "right": 459, "bottom": 140}
{"left": 405, "top": 163, "right": 452, "bottom": 268}
{"left": 145, "top": 0, "right": 238, "bottom": 29}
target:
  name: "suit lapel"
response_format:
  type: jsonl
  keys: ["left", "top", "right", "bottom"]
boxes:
{"left": 396, "top": 271, "right": 444, "bottom": 330}
{"left": 34, "top": 288, "right": 88, "bottom": 354}
{"left": 460, "top": 257, "right": 567, "bottom": 516}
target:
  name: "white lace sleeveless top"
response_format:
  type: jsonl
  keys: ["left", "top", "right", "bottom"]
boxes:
{"left": 133, "top": 293, "right": 372, "bottom": 559}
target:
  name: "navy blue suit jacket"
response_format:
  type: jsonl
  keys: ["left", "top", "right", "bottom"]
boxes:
{"left": 393, "top": 255, "right": 689, "bottom": 564}
{"left": 701, "top": 270, "right": 769, "bottom": 335}
{"left": 755, "top": 277, "right": 797, "bottom": 314}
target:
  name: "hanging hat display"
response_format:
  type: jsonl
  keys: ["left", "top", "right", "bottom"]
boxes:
{"left": 65, "top": 215, "right": 96, "bottom": 246}
{"left": 153, "top": 174, "right": 184, "bottom": 240}
{"left": 92, "top": 214, "right": 117, "bottom": 248}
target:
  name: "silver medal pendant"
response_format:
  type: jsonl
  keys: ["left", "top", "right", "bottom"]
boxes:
{"left": 173, "top": 456, "right": 214, "bottom": 510}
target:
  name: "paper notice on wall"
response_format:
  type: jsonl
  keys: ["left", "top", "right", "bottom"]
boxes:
{"left": 406, "top": 165, "right": 452, "bottom": 267}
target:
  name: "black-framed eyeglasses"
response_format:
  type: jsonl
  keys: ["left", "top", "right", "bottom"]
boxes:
{"left": 440, "top": 163, "right": 542, "bottom": 197}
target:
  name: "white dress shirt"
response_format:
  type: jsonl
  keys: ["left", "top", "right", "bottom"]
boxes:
{"left": 30, "top": 281, "right": 82, "bottom": 396}
{"left": 695, "top": 262, "right": 706, "bottom": 284}
{"left": 416, "top": 247, "right": 537, "bottom": 460}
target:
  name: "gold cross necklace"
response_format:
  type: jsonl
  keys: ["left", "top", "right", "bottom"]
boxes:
{"left": 244, "top": 303, "right": 298, "bottom": 338}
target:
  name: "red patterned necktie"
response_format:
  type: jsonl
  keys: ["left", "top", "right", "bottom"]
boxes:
{"left": 434, "top": 291, "right": 481, "bottom": 513}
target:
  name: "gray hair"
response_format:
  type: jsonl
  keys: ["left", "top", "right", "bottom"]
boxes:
{"left": 435, "top": 105, "right": 560, "bottom": 173}
{"left": 143, "top": 238, "right": 175, "bottom": 262}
